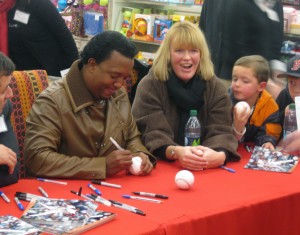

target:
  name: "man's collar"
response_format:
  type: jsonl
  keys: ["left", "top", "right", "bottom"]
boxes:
{"left": 64, "top": 60, "right": 95, "bottom": 113}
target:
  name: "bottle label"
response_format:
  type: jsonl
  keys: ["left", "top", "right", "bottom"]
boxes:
{"left": 184, "top": 137, "right": 200, "bottom": 146}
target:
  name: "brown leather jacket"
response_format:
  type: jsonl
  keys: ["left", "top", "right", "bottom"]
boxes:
{"left": 24, "top": 61, "right": 155, "bottom": 179}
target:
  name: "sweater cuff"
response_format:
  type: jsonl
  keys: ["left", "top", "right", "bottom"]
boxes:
{"left": 214, "top": 148, "right": 230, "bottom": 165}
{"left": 153, "top": 145, "right": 175, "bottom": 162}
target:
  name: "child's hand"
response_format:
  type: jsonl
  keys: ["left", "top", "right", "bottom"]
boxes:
{"left": 262, "top": 142, "right": 275, "bottom": 151}
{"left": 233, "top": 104, "right": 251, "bottom": 132}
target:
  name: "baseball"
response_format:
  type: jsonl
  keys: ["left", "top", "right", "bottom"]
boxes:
{"left": 235, "top": 101, "right": 251, "bottom": 116}
{"left": 129, "top": 156, "right": 142, "bottom": 175}
{"left": 175, "top": 170, "right": 194, "bottom": 190}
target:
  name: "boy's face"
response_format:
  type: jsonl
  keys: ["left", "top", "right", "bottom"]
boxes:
{"left": 231, "top": 65, "right": 265, "bottom": 106}
{"left": 287, "top": 76, "right": 300, "bottom": 101}
{"left": 0, "top": 74, "right": 13, "bottom": 114}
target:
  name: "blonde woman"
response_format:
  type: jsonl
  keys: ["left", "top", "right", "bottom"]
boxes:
{"left": 132, "top": 21, "right": 240, "bottom": 171}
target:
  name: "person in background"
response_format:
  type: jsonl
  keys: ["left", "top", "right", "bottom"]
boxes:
{"left": 132, "top": 21, "right": 240, "bottom": 171}
{"left": 0, "top": 52, "right": 19, "bottom": 187}
{"left": 200, "top": 0, "right": 283, "bottom": 88}
{"left": 231, "top": 55, "right": 282, "bottom": 150}
{"left": 24, "top": 31, "right": 155, "bottom": 179}
{"left": 0, "top": 0, "right": 78, "bottom": 77}
{"left": 276, "top": 55, "right": 300, "bottom": 127}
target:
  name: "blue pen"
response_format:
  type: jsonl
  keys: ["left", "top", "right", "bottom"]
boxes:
{"left": 220, "top": 165, "right": 236, "bottom": 173}
{"left": 88, "top": 183, "right": 101, "bottom": 196}
{"left": 0, "top": 191, "right": 10, "bottom": 203}
{"left": 14, "top": 197, "right": 24, "bottom": 210}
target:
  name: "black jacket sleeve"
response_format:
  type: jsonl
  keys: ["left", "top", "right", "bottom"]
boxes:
{"left": 0, "top": 101, "right": 19, "bottom": 187}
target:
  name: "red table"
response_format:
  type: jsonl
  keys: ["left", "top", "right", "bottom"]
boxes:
{"left": 1, "top": 145, "right": 300, "bottom": 235}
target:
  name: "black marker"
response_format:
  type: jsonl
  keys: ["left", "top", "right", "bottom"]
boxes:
{"left": 109, "top": 200, "right": 146, "bottom": 216}
{"left": 132, "top": 192, "right": 169, "bottom": 199}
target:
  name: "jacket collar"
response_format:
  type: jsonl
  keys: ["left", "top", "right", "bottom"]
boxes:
{"left": 63, "top": 60, "right": 96, "bottom": 113}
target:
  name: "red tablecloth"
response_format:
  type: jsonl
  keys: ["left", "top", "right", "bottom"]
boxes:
{"left": 1, "top": 144, "right": 300, "bottom": 235}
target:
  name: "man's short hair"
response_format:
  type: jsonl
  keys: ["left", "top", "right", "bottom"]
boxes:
{"left": 80, "top": 31, "right": 138, "bottom": 65}
{"left": 0, "top": 52, "right": 15, "bottom": 77}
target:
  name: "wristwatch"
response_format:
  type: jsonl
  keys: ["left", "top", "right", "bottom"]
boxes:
{"left": 170, "top": 147, "right": 177, "bottom": 160}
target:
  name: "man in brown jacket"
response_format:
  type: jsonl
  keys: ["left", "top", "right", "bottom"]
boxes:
{"left": 24, "top": 31, "right": 155, "bottom": 179}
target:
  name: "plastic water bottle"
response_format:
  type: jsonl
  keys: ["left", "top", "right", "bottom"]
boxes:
{"left": 184, "top": 110, "right": 201, "bottom": 146}
{"left": 283, "top": 103, "right": 298, "bottom": 138}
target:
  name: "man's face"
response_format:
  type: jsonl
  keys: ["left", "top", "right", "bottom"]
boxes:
{"left": 83, "top": 51, "right": 134, "bottom": 99}
{"left": 0, "top": 74, "right": 13, "bottom": 114}
{"left": 287, "top": 76, "right": 300, "bottom": 101}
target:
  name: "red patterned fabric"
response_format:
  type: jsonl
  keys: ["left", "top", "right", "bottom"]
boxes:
{"left": 10, "top": 70, "right": 49, "bottom": 178}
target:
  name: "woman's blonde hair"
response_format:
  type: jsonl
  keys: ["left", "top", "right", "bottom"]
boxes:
{"left": 152, "top": 21, "right": 214, "bottom": 81}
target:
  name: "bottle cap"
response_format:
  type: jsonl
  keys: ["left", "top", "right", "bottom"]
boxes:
{"left": 289, "top": 103, "right": 295, "bottom": 110}
{"left": 190, "top": 110, "right": 197, "bottom": 116}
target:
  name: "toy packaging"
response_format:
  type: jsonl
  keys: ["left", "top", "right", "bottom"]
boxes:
{"left": 132, "top": 13, "right": 154, "bottom": 41}
{"left": 117, "top": 7, "right": 142, "bottom": 39}
{"left": 153, "top": 18, "right": 172, "bottom": 43}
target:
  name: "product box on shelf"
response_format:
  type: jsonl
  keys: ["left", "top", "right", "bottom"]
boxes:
{"left": 283, "top": 6, "right": 297, "bottom": 33}
{"left": 116, "top": 7, "right": 142, "bottom": 39}
{"left": 83, "top": 11, "right": 104, "bottom": 36}
{"left": 194, "top": 0, "right": 204, "bottom": 4}
{"left": 153, "top": 18, "right": 172, "bottom": 43}
{"left": 132, "top": 13, "right": 155, "bottom": 41}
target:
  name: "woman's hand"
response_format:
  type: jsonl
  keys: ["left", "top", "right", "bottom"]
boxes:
{"left": 195, "top": 145, "right": 226, "bottom": 169}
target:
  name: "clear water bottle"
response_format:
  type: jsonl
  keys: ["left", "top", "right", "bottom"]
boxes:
{"left": 283, "top": 103, "right": 298, "bottom": 138}
{"left": 184, "top": 110, "right": 201, "bottom": 146}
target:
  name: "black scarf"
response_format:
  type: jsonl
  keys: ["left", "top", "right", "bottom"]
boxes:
{"left": 166, "top": 72, "right": 206, "bottom": 145}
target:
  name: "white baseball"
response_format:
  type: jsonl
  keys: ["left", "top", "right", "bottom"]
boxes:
{"left": 129, "top": 156, "right": 142, "bottom": 175}
{"left": 235, "top": 101, "right": 251, "bottom": 116}
{"left": 175, "top": 170, "right": 194, "bottom": 190}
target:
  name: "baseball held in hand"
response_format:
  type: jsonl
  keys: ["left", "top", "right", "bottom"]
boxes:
{"left": 129, "top": 156, "right": 142, "bottom": 175}
{"left": 175, "top": 170, "right": 194, "bottom": 190}
{"left": 235, "top": 101, "right": 251, "bottom": 116}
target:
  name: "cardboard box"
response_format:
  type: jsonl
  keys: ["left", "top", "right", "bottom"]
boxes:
{"left": 133, "top": 13, "right": 154, "bottom": 41}
{"left": 153, "top": 19, "right": 172, "bottom": 43}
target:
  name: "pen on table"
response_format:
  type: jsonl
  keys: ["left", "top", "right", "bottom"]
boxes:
{"left": 110, "top": 137, "right": 124, "bottom": 150}
{"left": 14, "top": 197, "right": 24, "bottom": 211}
{"left": 244, "top": 144, "right": 252, "bottom": 153}
{"left": 37, "top": 178, "right": 67, "bottom": 185}
{"left": 0, "top": 191, "right": 10, "bottom": 203}
{"left": 91, "top": 180, "right": 122, "bottom": 189}
{"left": 109, "top": 199, "right": 146, "bottom": 216}
{"left": 15, "top": 192, "right": 45, "bottom": 201}
{"left": 70, "top": 190, "right": 93, "bottom": 201}
{"left": 220, "top": 165, "right": 236, "bottom": 173}
{"left": 132, "top": 192, "right": 168, "bottom": 199}
{"left": 38, "top": 186, "right": 49, "bottom": 198}
{"left": 88, "top": 183, "right": 101, "bottom": 196}
{"left": 15, "top": 192, "right": 45, "bottom": 202}
{"left": 122, "top": 194, "right": 162, "bottom": 203}
{"left": 86, "top": 194, "right": 112, "bottom": 207}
